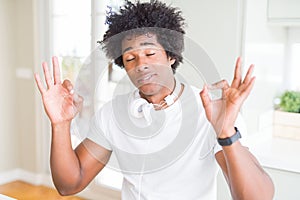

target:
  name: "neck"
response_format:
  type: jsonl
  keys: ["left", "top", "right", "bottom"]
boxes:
{"left": 140, "top": 78, "right": 184, "bottom": 110}
{"left": 141, "top": 89, "right": 172, "bottom": 105}
{"left": 140, "top": 78, "right": 176, "bottom": 105}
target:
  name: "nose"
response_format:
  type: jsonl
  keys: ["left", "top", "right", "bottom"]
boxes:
{"left": 136, "top": 65, "right": 149, "bottom": 72}
{"left": 135, "top": 56, "right": 149, "bottom": 72}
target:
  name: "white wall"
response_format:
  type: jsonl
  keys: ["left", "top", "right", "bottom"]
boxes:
{"left": 0, "top": 0, "right": 19, "bottom": 171}
{"left": 15, "top": 0, "right": 38, "bottom": 173}
{"left": 0, "top": 0, "right": 38, "bottom": 173}
{"left": 164, "top": 0, "right": 244, "bottom": 84}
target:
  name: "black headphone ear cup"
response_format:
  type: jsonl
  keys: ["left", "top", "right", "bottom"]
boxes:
{"left": 130, "top": 98, "right": 149, "bottom": 118}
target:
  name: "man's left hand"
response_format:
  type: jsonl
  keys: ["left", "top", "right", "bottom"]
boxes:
{"left": 200, "top": 57, "right": 255, "bottom": 138}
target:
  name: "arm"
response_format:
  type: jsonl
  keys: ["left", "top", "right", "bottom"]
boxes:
{"left": 51, "top": 124, "right": 111, "bottom": 195}
{"left": 200, "top": 57, "right": 274, "bottom": 200}
{"left": 215, "top": 142, "right": 274, "bottom": 200}
{"left": 35, "top": 57, "right": 111, "bottom": 195}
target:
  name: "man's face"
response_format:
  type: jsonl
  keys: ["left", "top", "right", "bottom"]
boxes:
{"left": 121, "top": 33, "right": 175, "bottom": 97}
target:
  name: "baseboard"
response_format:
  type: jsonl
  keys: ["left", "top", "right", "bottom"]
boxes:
{"left": 0, "top": 168, "right": 53, "bottom": 188}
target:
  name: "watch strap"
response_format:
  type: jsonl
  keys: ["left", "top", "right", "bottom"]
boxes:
{"left": 217, "top": 127, "right": 241, "bottom": 146}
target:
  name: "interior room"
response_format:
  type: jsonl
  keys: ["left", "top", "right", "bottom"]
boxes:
{"left": 1, "top": 0, "right": 300, "bottom": 199}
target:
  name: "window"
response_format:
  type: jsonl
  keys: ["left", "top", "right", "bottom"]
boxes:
{"left": 52, "top": 0, "right": 91, "bottom": 83}
{"left": 50, "top": 0, "right": 125, "bottom": 190}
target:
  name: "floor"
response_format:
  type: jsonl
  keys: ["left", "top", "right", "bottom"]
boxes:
{"left": 0, "top": 181, "right": 85, "bottom": 200}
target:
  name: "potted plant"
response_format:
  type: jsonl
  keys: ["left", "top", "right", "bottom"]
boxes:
{"left": 273, "top": 90, "right": 300, "bottom": 140}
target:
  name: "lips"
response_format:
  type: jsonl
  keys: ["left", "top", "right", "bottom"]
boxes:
{"left": 137, "top": 73, "right": 156, "bottom": 84}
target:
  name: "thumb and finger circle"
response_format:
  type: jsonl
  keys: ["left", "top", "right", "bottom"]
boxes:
{"left": 62, "top": 79, "right": 84, "bottom": 112}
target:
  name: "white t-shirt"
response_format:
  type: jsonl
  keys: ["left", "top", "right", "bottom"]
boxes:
{"left": 87, "top": 83, "right": 247, "bottom": 200}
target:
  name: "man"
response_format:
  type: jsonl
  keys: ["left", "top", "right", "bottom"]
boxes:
{"left": 35, "top": 1, "right": 274, "bottom": 199}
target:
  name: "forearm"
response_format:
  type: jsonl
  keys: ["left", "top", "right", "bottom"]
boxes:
{"left": 50, "top": 122, "right": 82, "bottom": 194}
{"left": 221, "top": 141, "right": 274, "bottom": 200}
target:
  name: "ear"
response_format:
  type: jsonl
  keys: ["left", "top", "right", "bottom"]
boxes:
{"left": 169, "top": 57, "right": 176, "bottom": 65}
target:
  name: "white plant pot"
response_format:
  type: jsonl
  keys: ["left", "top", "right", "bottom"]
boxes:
{"left": 273, "top": 110, "right": 300, "bottom": 140}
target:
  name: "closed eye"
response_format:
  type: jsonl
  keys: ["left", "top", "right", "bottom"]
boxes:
{"left": 146, "top": 53, "right": 155, "bottom": 57}
{"left": 126, "top": 57, "right": 135, "bottom": 62}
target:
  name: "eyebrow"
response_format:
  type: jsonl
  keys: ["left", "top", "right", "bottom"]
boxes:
{"left": 122, "top": 42, "right": 156, "bottom": 53}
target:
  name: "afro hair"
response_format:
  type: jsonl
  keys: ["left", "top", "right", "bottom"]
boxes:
{"left": 101, "top": 0, "right": 185, "bottom": 73}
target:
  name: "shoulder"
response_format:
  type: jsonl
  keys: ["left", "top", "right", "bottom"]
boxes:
{"left": 95, "top": 92, "right": 132, "bottom": 116}
{"left": 181, "top": 84, "right": 205, "bottom": 111}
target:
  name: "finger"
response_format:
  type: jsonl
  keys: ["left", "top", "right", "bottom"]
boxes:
{"left": 34, "top": 73, "right": 46, "bottom": 95}
{"left": 74, "top": 94, "right": 84, "bottom": 112}
{"left": 242, "top": 64, "right": 255, "bottom": 85}
{"left": 200, "top": 85, "right": 212, "bottom": 111}
{"left": 52, "top": 56, "right": 61, "bottom": 85}
{"left": 231, "top": 57, "right": 242, "bottom": 88}
{"left": 62, "top": 79, "right": 74, "bottom": 93}
{"left": 42, "top": 62, "right": 53, "bottom": 89}
{"left": 208, "top": 80, "right": 229, "bottom": 90}
{"left": 240, "top": 77, "right": 256, "bottom": 99}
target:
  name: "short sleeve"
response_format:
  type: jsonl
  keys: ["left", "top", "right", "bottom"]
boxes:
{"left": 87, "top": 109, "right": 113, "bottom": 151}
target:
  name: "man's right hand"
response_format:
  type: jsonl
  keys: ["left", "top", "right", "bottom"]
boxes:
{"left": 34, "top": 56, "right": 82, "bottom": 125}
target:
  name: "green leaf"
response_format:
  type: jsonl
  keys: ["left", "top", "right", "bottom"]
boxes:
{"left": 279, "top": 91, "right": 300, "bottom": 113}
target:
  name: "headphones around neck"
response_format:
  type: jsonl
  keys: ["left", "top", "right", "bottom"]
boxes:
{"left": 129, "top": 78, "right": 182, "bottom": 123}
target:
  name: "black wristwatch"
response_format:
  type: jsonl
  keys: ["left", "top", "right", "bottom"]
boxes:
{"left": 217, "top": 127, "right": 241, "bottom": 146}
